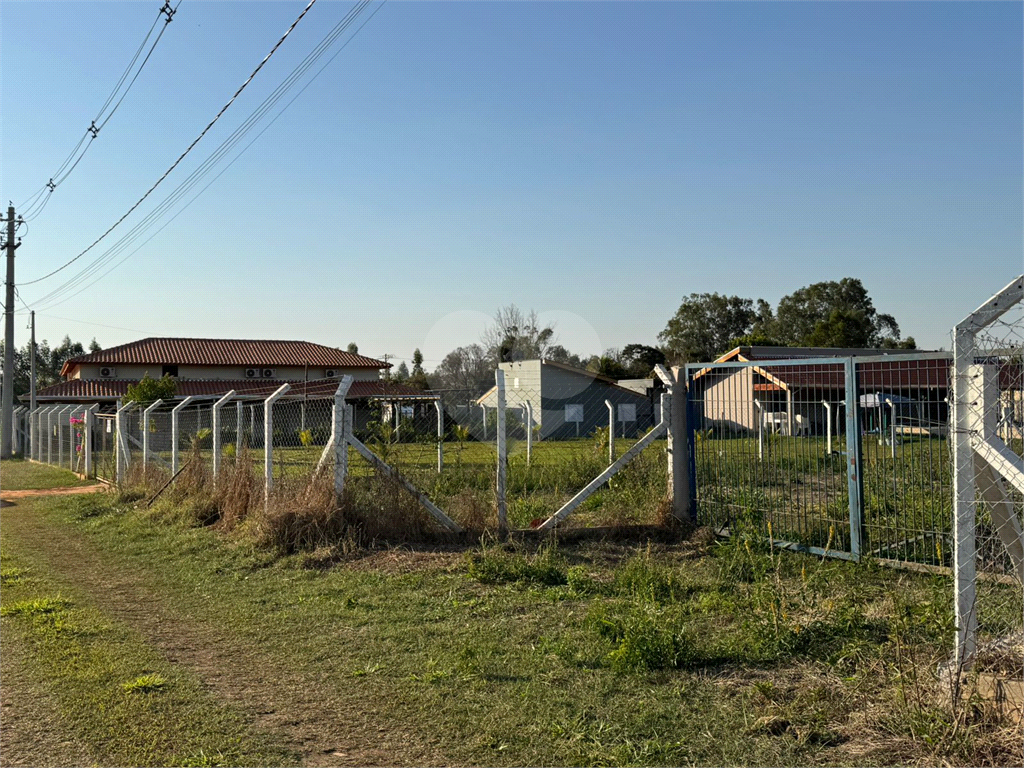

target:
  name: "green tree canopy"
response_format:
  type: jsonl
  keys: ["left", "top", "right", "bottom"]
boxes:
{"left": 658, "top": 293, "right": 759, "bottom": 363}
{"left": 659, "top": 279, "right": 914, "bottom": 363}
{"left": 125, "top": 374, "right": 176, "bottom": 406}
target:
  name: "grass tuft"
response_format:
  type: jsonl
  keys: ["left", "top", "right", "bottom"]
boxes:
{"left": 1, "top": 596, "right": 71, "bottom": 617}
{"left": 122, "top": 673, "right": 168, "bottom": 694}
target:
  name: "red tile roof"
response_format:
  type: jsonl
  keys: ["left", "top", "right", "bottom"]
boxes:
{"left": 61, "top": 338, "right": 387, "bottom": 376}
{"left": 30, "top": 378, "right": 433, "bottom": 403}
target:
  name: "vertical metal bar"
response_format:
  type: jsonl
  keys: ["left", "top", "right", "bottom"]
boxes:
{"left": 606, "top": 399, "right": 615, "bottom": 464}
{"left": 844, "top": 358, "right": 863, "bottom": 561}
{"left": 142, "top": 399, "right": 163, "bottom": 475}
{"left": 236, "top": 400, "right": 243, "bottom": 457}
{"left": 495, "top": 369, "right": 508, "bottom": 533}
{"left": 435, "top": 398, "right": 444, "bottom": 473}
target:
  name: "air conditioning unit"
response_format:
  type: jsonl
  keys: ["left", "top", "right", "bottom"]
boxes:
{"left": 245, "top": 368, "right": 259, "bottom": 379}
{"left": 99, "top": 366, "right": 116, "bottom": 378}
{"left": 261, "top": 368, "right": 275, "bottom": 379}
{"left": 325, "top": 369, "right": 339, "bottom": 378}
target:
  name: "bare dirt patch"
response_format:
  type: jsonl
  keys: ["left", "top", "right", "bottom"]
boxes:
{"left": 1, "top": 484, "right": 106, "bottom": 500}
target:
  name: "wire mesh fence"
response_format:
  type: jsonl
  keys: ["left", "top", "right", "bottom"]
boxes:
{"left": 487, "top": 368, "right": 667, "bottom": 530}
{"left": 952, "top": 280, "right": 1024, "bottom": 666}
{"left": 690, "top": 360, "right": 851, "bottom": 554}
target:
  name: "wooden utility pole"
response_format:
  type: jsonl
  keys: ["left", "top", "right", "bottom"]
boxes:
{"left": 1, "top": 205, "right": 21, "bottom": 459}
{"left": 29, "top": 311, "right": 36, "bottom": 412}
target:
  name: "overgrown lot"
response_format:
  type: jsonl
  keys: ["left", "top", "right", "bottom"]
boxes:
{"left": 1, "top": 460, "right": 1020, "bottom": 767}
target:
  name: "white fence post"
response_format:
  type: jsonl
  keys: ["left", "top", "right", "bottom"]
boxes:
{"left": 46, "top": 405, "right": 56, "bottom": 465}
{"left": 56, "top": 405, "right": 72, "bottom": 468}
{"left": 495, "top": 369, "right": 508, "bottom": 533}
{"left": 661, "top": 365, "right": 691, "bottom": 522}
{"left": 822, "top": 400, "right": 832, "bottom": 454}
{"left": 264, "top": 384, "right": 291, "bottom": 502}
{"left": 142, "top": 399, "right": 164, "bottom": 474}
{"left": 333, "top": 377, "right": 353, "bottom": 498}
{"left": 170, "top": 396, "right": 196, "bottom": 477}
{"left": 83, "top": 407, "right": 94, "bottom": 477}
{"left": 235, "top": 400, "right": 244, "bottom": 457}
{"left": 211, "top": 390, "right": 236, "bottom": 482}
{"left": 115, "top": 401, "right": 134, "bottom": 484}
{"left": 606, "top": 400, "right": 615, "bottom": 464}
{"left": 435, "top": 398, "right": 444, "bottom": 473}
{"left": 10, "top": 405, "right": 22, "bottom": 455}
{"left": 524, "top": 401, "right": 533, "bottom": 466}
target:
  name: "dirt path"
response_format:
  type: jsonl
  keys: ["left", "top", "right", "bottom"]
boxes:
{"left": 0, "top": 497, "right": 436, "bottom": 767}
{"left": 1, "top": 484, "right": 106, "bottom": 500}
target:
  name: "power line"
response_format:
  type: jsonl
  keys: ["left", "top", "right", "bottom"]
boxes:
{"left": 25, "top": 0, "right": 384, "bottom": 312}
{"left": 21, "top": 0, "right": 319, "bottom": 287}
{"left": 18, "top": 1, "right": 180, "bottom": 221}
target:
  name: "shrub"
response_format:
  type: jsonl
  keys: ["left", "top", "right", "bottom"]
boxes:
{"left": 465, "top": 544, "right": 567, "bottom": 586}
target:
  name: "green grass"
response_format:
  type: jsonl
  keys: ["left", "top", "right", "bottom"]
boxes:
{"left": 1, "top": 457, "right": 93, "bottom": 490}
{"left": 2, "top": 463, "right": 1019, "bottom": 767}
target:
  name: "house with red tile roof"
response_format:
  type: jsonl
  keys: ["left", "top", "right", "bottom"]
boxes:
{"left": 32, "top": 337, "right": 431, "bottom": 407}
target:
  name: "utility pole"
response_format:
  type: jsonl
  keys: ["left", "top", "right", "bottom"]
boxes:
{"left": 1, "top": 204, "right": 21, "bottom": 460}
{"left": 29, "top": 311, "right": 36, "bottom": 412}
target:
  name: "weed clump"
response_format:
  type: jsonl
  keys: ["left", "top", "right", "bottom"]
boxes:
{"left": 589, "top": 604, "right": 693, "bottom": 672}
{"left": 465, "top": 543, "right": 568, "bottom": 586}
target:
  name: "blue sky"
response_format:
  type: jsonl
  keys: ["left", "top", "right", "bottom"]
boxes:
{"left": 2, "top": 0, "right": 1021, "bottom": 368}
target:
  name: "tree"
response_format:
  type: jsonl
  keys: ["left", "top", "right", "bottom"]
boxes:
{"left": 394, "top": 361, "right": 410, "bottom": 382}
{"left": 0, "top": 334, "right": 98, "bottom": 398}
{"left": 620, "top": 344, "right": 666, "bottom": 378}
{"left": 125, "top": 374, "right": 176, "bottom": 406}
{"left": 47, "top": 335, "right": 86, "bottom": 383}
{"left": 586, "top": 352, "right": 628, "bottom": 379}
{"left": 429, "top": 344, "right": 493, "bottom": 394}
{"left": 346, "top": 342, "right": 359, "bottom": 354}
{"left": 543, "top": 344, "right": 584, "bottom": 368}
{"left": 659, "top": 293, "right": 759, "bottom": 363}
{"left": 88, "top": 338, "right": 102, "bottom": 353}
{"left": 408, "top": 349, "right": 430, "bottom": 390}
{"left": 774, "top": 278, "right": 906, "bottom": 348}
{"left": 481, "top": 305, "right": 555, "bottom": 363}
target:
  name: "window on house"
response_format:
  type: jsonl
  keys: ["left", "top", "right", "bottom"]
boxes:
{"left": 162, "top": 365, "right": 178, "bottom": 377}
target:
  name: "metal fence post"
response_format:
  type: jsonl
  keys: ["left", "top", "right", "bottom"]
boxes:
{"left": 844, "top": 358, "right": 864, "bottom": 561}
{"left": 170, "top": 396, "right": 195, "bottom": 477}
{"left": 333, "top": 376, "right": 353, "bottom": 498}
{"left": 524, "top": 400, "right": 533, "bottom": 465}
{"left": 435, "top": 398, "right": 444, "bottom": 473}
{"left": 606, "top": 400, "right": 615, "bottom": 464}
{"left": 211, "top": 390, "right": 236, "bottom": 482}
{"left": 264, "top": 384, "right": 291, "bottom": 502}
{"left": 822, "top": 400, "right": 832, "bottom": 454}
{"left": 495, "top": 369, "right": 508, "bottom": 533}
{"left": 142, "top": 399, "right": 163, "bottom": 474}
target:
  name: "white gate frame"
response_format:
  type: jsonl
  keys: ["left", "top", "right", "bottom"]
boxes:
{"left": 115, "top": 400, "right": 137, "bottom": 484}
{"left": 212, "top": 390, "right": 236, "bottom": 481}
{"left": 142, "top": 399, "right": 164, "bottom": 474}
{"left": 171, "top": 396, "right": 196, "bottom": 477}
{"left": 952, "top": 274, "right": 1024, "bottom": 665}
{"left": 535, "top": 365, "right": 681, "bottom": 531}
{"left": 263, "top": 384, "right": 291, "bottom": 501}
